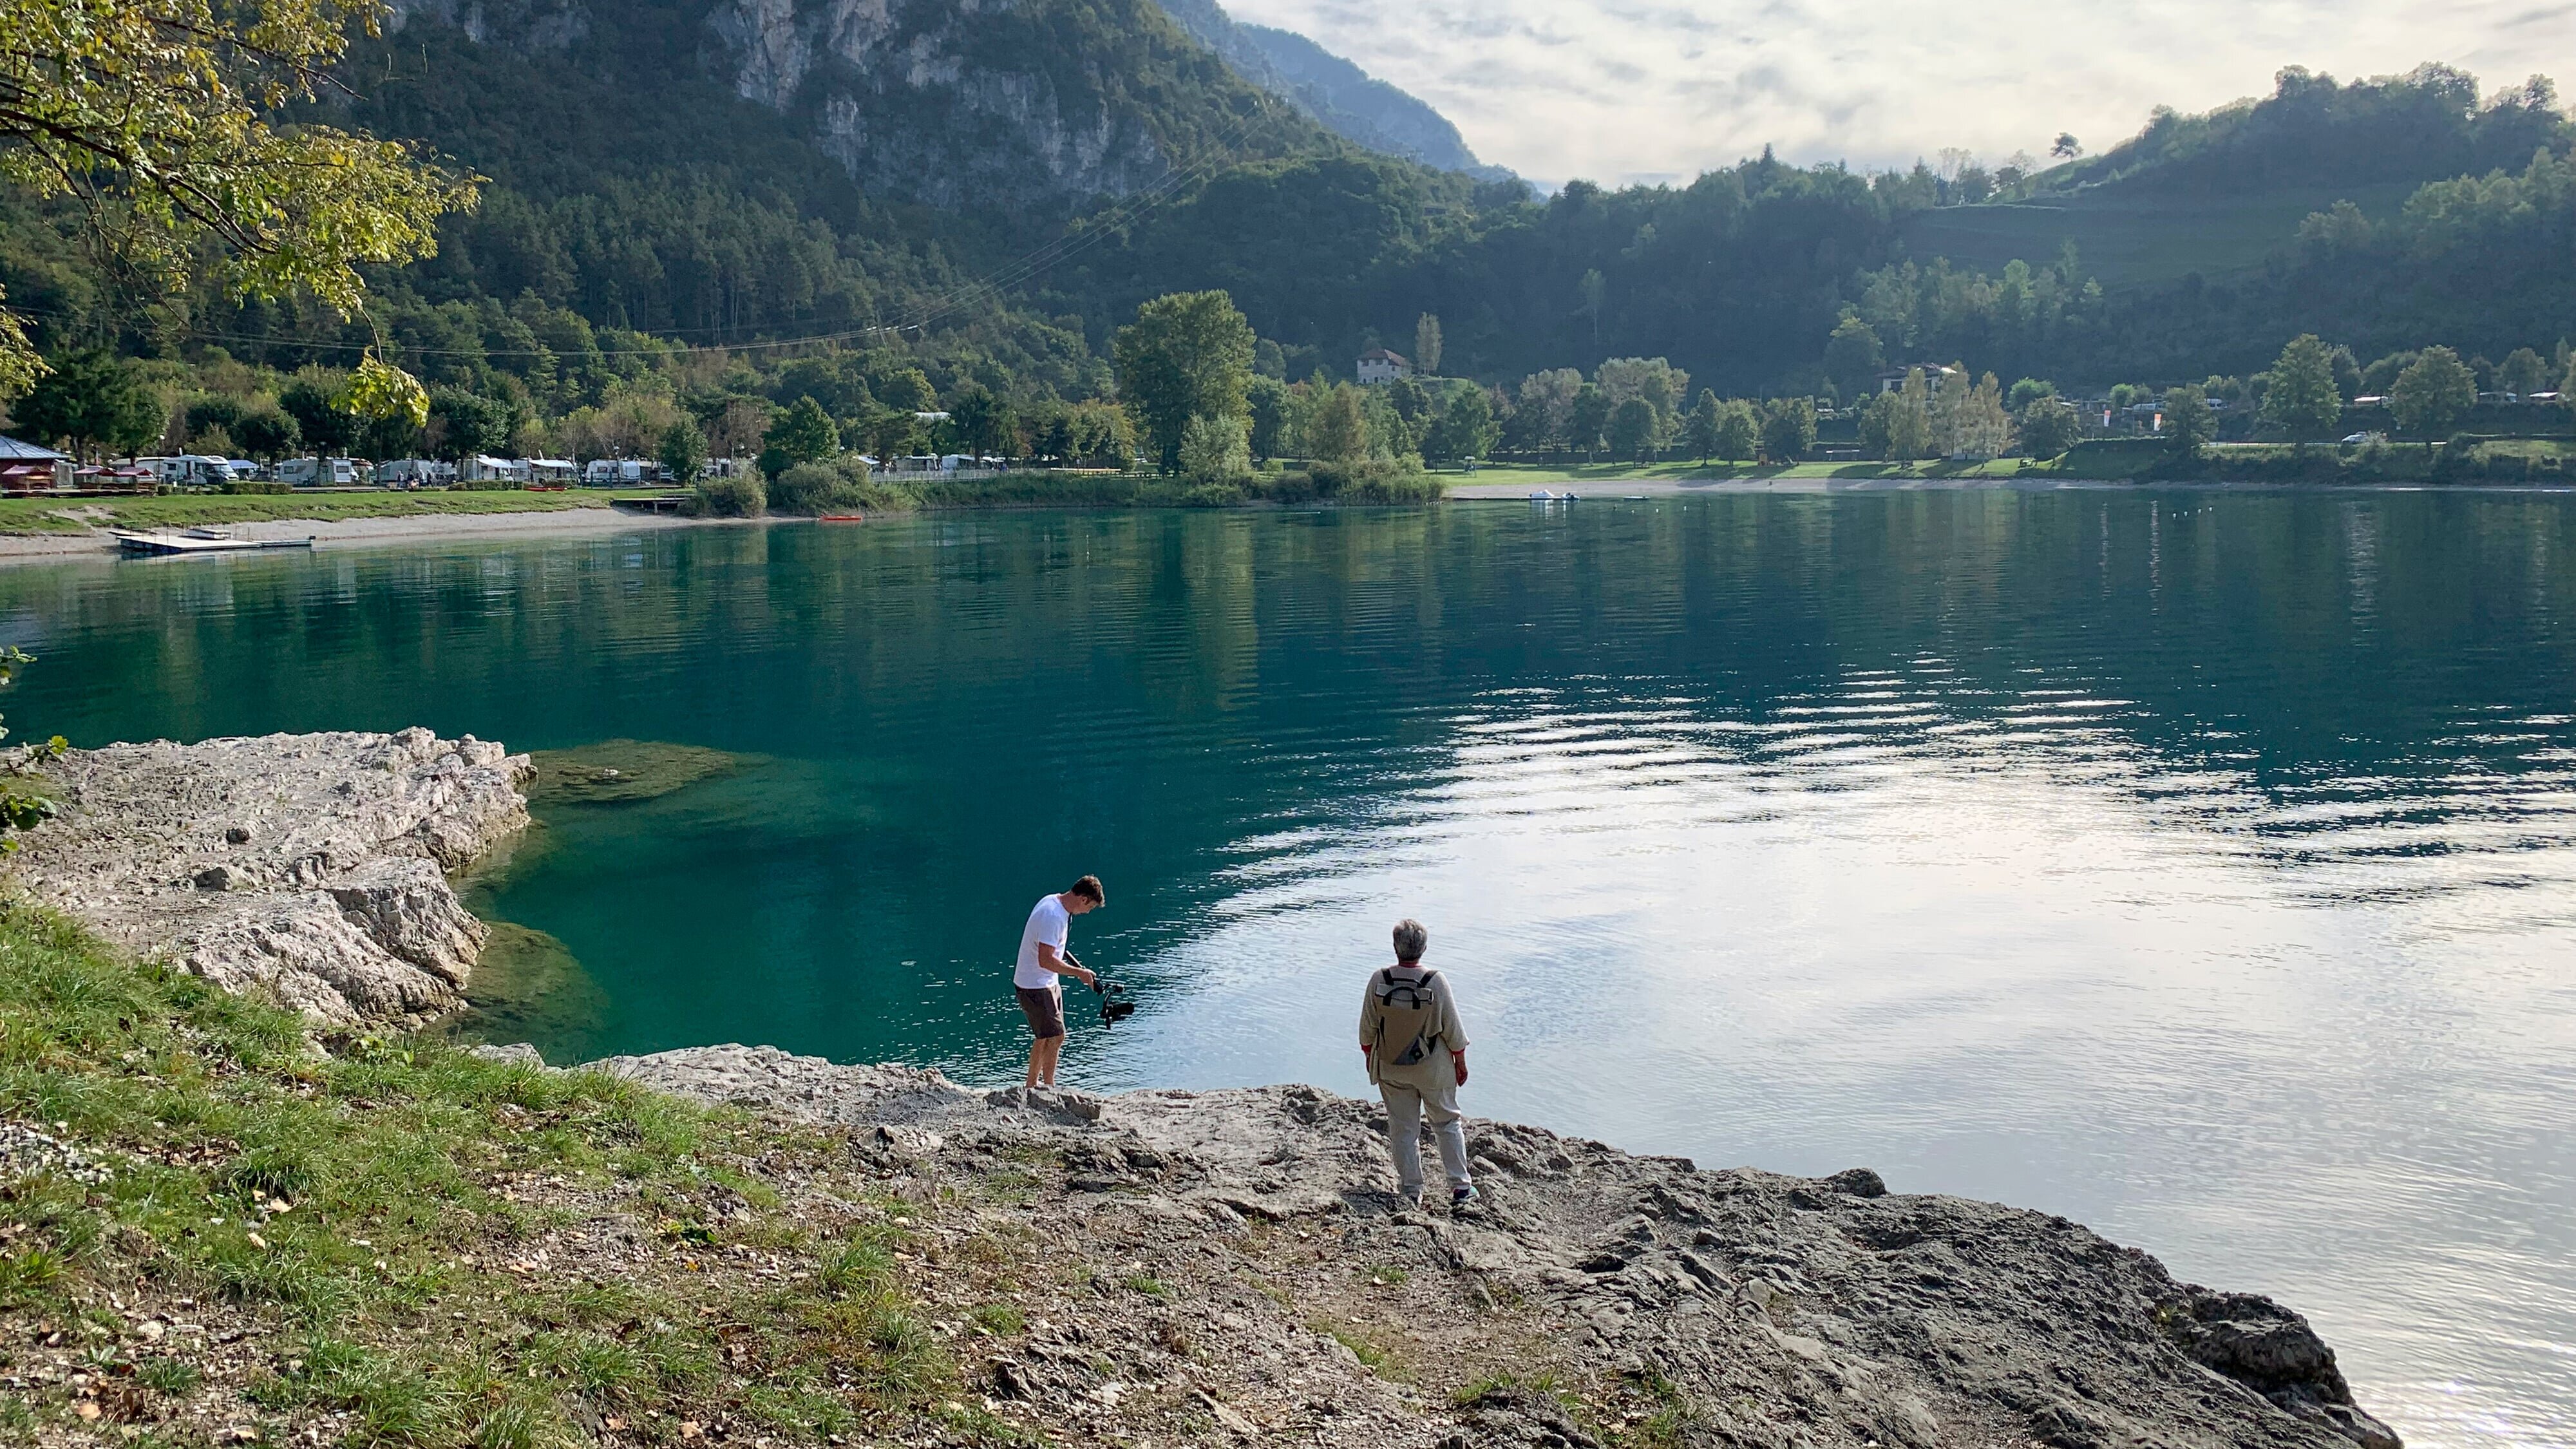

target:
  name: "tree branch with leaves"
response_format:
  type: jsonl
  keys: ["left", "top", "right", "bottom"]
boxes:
{"left": 0, "top": 0, "right": 478, "bottom": 416}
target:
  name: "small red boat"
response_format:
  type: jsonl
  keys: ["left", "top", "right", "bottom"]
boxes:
{"left": 817, "top": 513, "right": 866, "bottom": 523}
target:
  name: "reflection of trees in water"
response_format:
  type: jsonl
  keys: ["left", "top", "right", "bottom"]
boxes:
{"left": 5, "top": 495, "right": 2573, "bottom": 813}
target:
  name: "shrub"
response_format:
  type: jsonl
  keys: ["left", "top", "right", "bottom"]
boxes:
{"left": 767, "top": 457, "right": 871, "bottom": 516}
{"left": 693, "top": 473, "right": 765, "bottom": 518}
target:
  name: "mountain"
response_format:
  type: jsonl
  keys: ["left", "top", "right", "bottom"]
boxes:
{"left": 1147, "top": 0, "right": 1511, "bottom": 182}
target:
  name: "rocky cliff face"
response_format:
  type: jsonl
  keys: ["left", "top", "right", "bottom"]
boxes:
{"left": 10, "top": 729, "right": 532, "bottom": 1025}
{"left": 699, "top": 0, "right": 1275, "bottom": 208}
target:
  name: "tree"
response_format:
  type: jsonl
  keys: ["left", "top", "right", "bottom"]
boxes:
{"left": 1567, "top": 383, "right": 1611, "bottom": 461}
{"left": 658, "top": 416, "right": 708, "bottom": 486}
{"left": 2162, "top": 384, "right": 2216, "bottom": 454}
{"left": 2051, "top": 132, "right": 2082, "bottom": 159}
{"left": 1414, "top": 314, "right": 1443, "bottom": 377}
{"left": 1178, "top": 413, "right": 1253, "bottom": 487}
{"left": 2007, "top": 378, "right": 2056, "bottom": 411}
{"left": 769, "top": 456, "right": 868, "bottom": 515}
{"left": 1712, "top": 400, "right": 1758, "bottom": 463}
{"left": 1870, "top": 369, "right": 1932, "bottom": 460}
{"left": 1113, "top": 290, "right": 1255, "bottom": 471}
{"left": 949, "top": 384, "right": 1011, "bottom": 457}
{"left": 1245, "top": 375, "right": 1291, "bottom": 461}
{"left": 0, "top": 0, "right": 477, "bottom": 408}
{"left": 2015, "top": 399, "right": 2081, "bottom": 459}
{"left": 1577, "top": 269, "right": 1606, "bottom": 348}
{"left": 2497, "top": 347, "right": 2550, "bottom": 397}
{"left": 1307, "top": 383, "right": 1368, "bottom": 464}
{"left": 1822, "top": 316, "right": 1884, "bottom": 402}
{"left": 233, "top": 407, "right": 299, "bottom": 462}
{"left": 1423, "top": 386, "right": 1495, "bottom": 466}
{"left": 1759, "top": 398, "right": 1817, "bottom": 462}
{"left": 1606, "top": 397, "right": 1660, "bottom": 463}
{"left": 7, "top": 349, "right": 160, "bottom": 457}
{"left": 759, "top": 395, "right": 839, "bottom": 478}
{"left": 1684, "top": 390, "right": 1722, "bottom": 463}
{"left": 426, "top": 388, "right": 509, "bottom": 463}
{"left": 2389, "top": 347, "right": 2477, "bottom": 435}
{"left": 279, "top": 376, "right": 352, "bottom": 455}
{"left": 2260, "top": 334, "right": 2345, "bottom": 441}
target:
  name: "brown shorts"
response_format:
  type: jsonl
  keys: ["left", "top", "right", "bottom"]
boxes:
{"left": 1016, "top": 984, "right": 1066, "bottom": 1039}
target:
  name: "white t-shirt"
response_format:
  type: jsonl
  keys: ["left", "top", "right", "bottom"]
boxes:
{"left": 1015, "top": 894, "right": 1071, "bottom": 989}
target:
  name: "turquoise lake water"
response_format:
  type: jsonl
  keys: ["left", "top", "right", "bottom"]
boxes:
{"left": 3, "top": 494, "right": 2571, "bottom": 1447}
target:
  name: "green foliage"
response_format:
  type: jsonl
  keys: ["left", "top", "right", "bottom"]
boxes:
{"left": 1712, "top": 399, "right": 1758, "bottom": 463}
{"left": 768, "top": 456, "right": 876, "bottom": 515}
{"left": 2015, "top": 398, "right": 2083, "bottom": 459}
{"left": 1682, "top": 390, "right": 1721, "bottom": 462}
{"left": 759, "top": 396, "right": 839, "bottom": 480}
{"left": 428, "top": 387, "right": 511, "bottom": 462}
{"left": 0, "top": 0, "right": 477, "bottom": 399}
{"left": 1567, "top": 383, "right": 1610, "bottom": 459}
{"left": 1114, "top": 291, "right": 1255, "bottom": 471}
{"left": 1758, "top": 397, "right": 1817, "bottom": 462}
{"left": 2260, "top": 334, "right": 2345, "bottom": 440}
{"left": 1823, "top": 316, "right": 1885, "bottom": 401}
{"left": 2007, "top": 377, "right": 2056, "bottom": 410}
{"left": 1306, "top": 382, "right": 1369, "bottom": 464}
{"left": 7, "top": 349, "right": 162, "bottom": 456}
{"left": 2391, "top": 345, "right": 2479, "bottom": 434}
{"left": 694, "top": 472, "right": 765, "bottom": 518}
{"left": 1245, "top": 375, "right": 1292, "bottom": 460}
{"left": 2162, "top": 384, "right": 2217, "bottom": 453}
{"left": 1606, "top": 397, "right": 1660, "bottom": 462}
{"left": 1177, "top": 413, "right": 1253, "bottom": 486}
{"left": 658, "top": 416, "right": 708, "bottom": 486}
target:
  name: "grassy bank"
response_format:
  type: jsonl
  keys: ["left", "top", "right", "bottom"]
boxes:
{"left": 0, "top": 492, "right": 661, "bottom": 536}
{"left": 0, "top": 900, "right": 969, "bottom": 1448}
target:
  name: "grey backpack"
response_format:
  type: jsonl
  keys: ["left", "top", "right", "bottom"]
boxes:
{"left": 1369, "top": 968, "right": 1442, "bottom": 1077}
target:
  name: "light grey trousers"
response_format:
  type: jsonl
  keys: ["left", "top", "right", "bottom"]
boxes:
{"left": 1379, "top": 1077, "right": 1472, "bottom": 1198}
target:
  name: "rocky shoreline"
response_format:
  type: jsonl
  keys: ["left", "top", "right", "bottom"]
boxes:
{"left": 8, "top": 730, "right": 2403, "bottom": 1448}
{"left": 11, "top": 728, "right": 531, "bottom": 1023}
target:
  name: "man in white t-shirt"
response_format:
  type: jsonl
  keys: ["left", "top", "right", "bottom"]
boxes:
{"left": 1016, "top": 875, "right": 1104, "bottom": 1090}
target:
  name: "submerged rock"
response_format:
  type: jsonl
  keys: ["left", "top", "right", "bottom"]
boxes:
{"left": 10, "top": 728, "right": 531, "bottom": 1025}
{"left": 526, "top": 739, "right": 746, "bottom": 806}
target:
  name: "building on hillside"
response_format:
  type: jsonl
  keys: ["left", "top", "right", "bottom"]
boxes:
{"left": 1873, "top": 365, "right": 1959, "bottom": 394}
{"left": 0, "top": 435, "right": 70, "bottom": 493}
{"left": 1358, "top": 348, "right": 1412, "bottom": 384}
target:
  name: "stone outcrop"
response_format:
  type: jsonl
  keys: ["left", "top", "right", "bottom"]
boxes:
{"left": 11, "top": 729, "right": 531, "bottom": 1025}
{"left": 597, "top": 1043, "right": 2404, "bottom": 1449}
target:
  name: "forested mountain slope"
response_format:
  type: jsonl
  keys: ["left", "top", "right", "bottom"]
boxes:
{"left": 2, "top": 0, "right": 2568, "bottom": 410}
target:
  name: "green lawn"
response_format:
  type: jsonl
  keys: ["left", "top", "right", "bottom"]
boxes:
{"left": 0, "top": 490, "right": 672, "bottom": 535}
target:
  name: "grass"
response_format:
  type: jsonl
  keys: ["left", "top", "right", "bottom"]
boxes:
{"left": 0, "top": 489, "right": 674, "bottom": 535}
{"left": 0, "top": 897, "right": 958, "bottom": 1447}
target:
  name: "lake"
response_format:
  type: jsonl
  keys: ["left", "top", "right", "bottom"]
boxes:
{"left": 5, "top": 493, "right": 2571, "bottom": 1448}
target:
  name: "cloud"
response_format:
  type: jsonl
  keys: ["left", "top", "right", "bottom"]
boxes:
{"left": 1220, "top": 0, "right": 2576, "bottom": 185}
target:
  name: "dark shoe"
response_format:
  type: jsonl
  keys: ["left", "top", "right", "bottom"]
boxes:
{"left": 1451, "top": 1184, "right": 1480, "bottom": 1209}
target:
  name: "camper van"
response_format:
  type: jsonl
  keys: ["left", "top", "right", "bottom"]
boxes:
{"left": 137, "top": 455, "right": 232, "bottom": 489}
{"left": 375, "top": 459, "right": 455, "bottom": 488}
{"left": 278, "top": 457, "right": 361, "bottom": 487}
{"left": 581, "top": 459, "right": 670, "bottom": 486}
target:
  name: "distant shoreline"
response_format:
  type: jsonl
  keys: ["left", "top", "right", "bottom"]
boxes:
{"left": 1446, "top": 475, "right": 2576, "bottom": 498}
{"left": 6, "top": 473, "right": 2571, "bottom": 563}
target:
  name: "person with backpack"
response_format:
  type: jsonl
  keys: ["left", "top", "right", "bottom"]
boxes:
{"left": 1359, "top": 918, "right": 1477, "bottom": 1209}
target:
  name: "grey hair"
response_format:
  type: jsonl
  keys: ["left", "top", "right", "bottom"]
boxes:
{"left": 1392, "top": 918, "right": 1428, "bottom": 962}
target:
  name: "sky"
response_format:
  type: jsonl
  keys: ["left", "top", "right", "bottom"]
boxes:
{"left": 1220, "top": 0, "right": 2576, "bottom": 187}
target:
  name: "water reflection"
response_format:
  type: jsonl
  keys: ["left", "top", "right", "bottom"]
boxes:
{"left": 0, "top": 494, "right": 2571, "bottom": 1448}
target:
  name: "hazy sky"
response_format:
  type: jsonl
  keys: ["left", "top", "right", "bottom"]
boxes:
{"left": 1222, "top": 0, "right": 2576, "bottom": 186}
